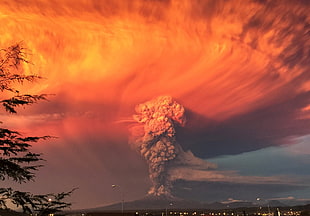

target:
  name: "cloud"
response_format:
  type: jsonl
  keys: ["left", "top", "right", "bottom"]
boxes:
{"left": 178, "top": 91, "right": 310, "bottom": 158}
{"left": 286, "top": 135, "right": 310, "bottom": 156}
{"left": 221, "top": 198, "right": 247, "bottom": 204}
{"left": 169, "top": 168, "right": 307, "bottom": 186}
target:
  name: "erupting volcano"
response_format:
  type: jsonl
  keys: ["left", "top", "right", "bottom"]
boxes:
{"left": 0, "top": 0, "right": 309, "bottom": 209}
{"left": 130, "top": 96, "right": 186, "bottom": 197}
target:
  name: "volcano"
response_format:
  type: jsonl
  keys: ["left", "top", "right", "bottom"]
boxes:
{"left": 99, "top": 195, "right": 204, "bottom": 210}
{"left": 83, "top": 195, "right": 254, "bottom": 212}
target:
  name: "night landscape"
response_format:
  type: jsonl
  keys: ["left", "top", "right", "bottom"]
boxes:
{"left": 0, "top": 0, "right": 309, "bottom": 216}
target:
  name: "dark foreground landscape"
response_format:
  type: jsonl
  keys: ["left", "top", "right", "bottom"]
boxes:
{"left": 1, "top": 204, "right": 309, "bottom": 216}
{"left": 65, "top": 197, "right": 310, "bottom": 216}
{"left": 1, "top": 196, "right": 309, "bottom": 216}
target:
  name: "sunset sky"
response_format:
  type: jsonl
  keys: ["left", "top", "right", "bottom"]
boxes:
{"left": 0, "top": 0, "right": 309, "bottom": 210}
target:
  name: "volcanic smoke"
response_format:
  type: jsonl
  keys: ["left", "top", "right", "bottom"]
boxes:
{"left": 131, "top": 96, "right": 186, "bottom": 197}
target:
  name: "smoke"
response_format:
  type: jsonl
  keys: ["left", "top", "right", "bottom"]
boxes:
{"left": 130, "top": 96, "right": 186, "bottom": 197}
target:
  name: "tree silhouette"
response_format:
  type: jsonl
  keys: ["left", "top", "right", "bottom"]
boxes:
{"left": 0, "top": 43, "right": 75, "bottom": 215}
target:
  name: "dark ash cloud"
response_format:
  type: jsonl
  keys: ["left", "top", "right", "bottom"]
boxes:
{"left": 178, "top": 91, "right": 310, "bottom": 158}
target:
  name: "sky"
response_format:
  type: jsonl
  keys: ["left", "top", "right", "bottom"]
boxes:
{"left": 0, "top": 0, "right": 309, "bottom": 210}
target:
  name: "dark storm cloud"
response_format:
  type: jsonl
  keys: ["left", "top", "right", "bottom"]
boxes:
{"left": 178, "top": 91, "right": 310, "bottom": 158}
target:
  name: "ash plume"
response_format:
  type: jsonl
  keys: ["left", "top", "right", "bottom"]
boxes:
{"left": 131, "top": 96, "right": 186, "bottom": 197}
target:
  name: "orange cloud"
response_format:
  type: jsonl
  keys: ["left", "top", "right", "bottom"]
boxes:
{"left": 0, "top": 0, "right": 309, "bottom": 148}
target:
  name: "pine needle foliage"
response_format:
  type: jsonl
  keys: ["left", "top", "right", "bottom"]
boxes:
{"left": 0, "top": 43, "right": 75, "bottom": 215}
